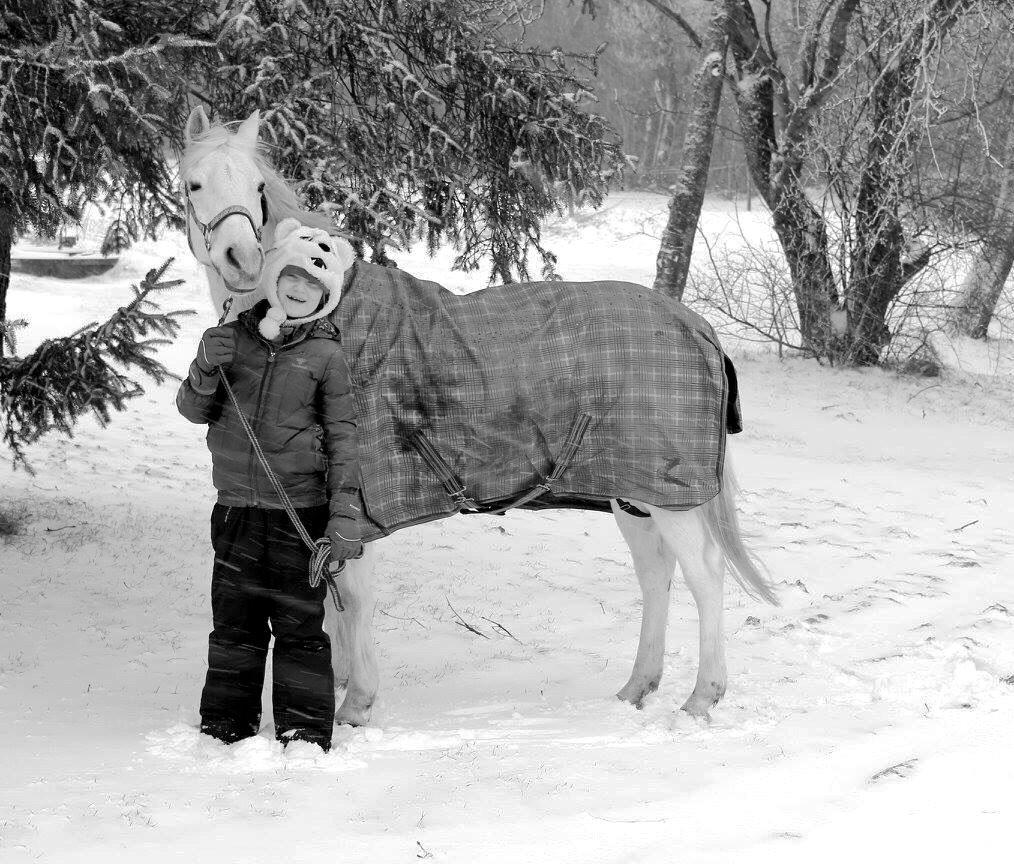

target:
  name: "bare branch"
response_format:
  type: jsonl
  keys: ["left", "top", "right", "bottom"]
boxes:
{"left": 639, "top": 0, "right": 703, "bottom": 49}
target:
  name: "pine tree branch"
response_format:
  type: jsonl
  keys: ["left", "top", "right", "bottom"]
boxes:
{"left": 0, "top": 259, "right": 193, "bottom": 469}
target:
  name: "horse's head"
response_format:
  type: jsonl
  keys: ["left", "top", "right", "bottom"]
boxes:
{"left": 181, "top": 106, "right": 268, "bottom": 296}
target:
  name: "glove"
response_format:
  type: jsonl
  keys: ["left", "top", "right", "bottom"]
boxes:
{"left": 195, "top": 326, "right": 236, "bottom": 373}
{"left": 327, "top": 514, "right": 363, "bottom": 570}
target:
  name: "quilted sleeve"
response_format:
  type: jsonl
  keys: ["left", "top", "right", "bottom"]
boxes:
{"left": 320, "top": 347, "right": 362, "bottom": 515}
{"left": 175, "top": 360, "right": 224, "bottom": 425}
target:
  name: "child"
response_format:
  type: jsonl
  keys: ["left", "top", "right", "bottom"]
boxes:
{"left": 176, "top": 218, "right": 361, "bottom": 752}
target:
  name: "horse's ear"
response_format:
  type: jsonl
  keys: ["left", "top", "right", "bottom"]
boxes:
{"left": 236, "top": 110, "right": 260, "bottom": 149}
{"left": 185, "top": 105, "right": 210, "bottom": 143}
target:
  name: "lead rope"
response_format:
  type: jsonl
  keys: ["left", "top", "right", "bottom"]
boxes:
{"left": 216, "top": 297, "right": 345, "bottom": 612}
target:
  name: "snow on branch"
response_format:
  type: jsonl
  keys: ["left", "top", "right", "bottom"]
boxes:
{"left": 208, "top": 0, "right": 622, "bottom": 281}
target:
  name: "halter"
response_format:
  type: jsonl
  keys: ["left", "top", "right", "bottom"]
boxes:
{"left": 185, "top": 190, "right": 268, "bottom": 256}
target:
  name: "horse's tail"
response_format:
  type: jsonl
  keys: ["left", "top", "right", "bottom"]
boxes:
{"left": 702, "top": 458, "right": 779, "bottom": 605}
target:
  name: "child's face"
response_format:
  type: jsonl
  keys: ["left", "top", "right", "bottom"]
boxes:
{"left": 277, "top": 272, "right": 324, "bottom": 318}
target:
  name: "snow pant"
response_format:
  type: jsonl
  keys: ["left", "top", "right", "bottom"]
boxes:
{"left": 199, "top": 503, "right": 334, "bottom": 750}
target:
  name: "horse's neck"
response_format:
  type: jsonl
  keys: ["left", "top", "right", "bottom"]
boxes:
{"left": 204, "top": 264, "right": 263, "bottom": 322}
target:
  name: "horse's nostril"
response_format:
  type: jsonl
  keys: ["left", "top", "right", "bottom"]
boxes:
{"left": 225, "top": 246, "right": 240, "bottom": 269}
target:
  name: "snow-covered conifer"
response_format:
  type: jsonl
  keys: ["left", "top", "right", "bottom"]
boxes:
{"left": 210, "top": 0, "right": 622, "bottom": 282}
{"left": 0, "top": 1, "right": 208, "bottom": 357}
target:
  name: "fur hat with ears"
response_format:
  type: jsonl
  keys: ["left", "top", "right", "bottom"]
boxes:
{"left": 258, "top": 217, "right": 356, "bottom": 340}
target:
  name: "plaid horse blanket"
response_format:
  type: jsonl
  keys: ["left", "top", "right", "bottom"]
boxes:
{"left": 333, "top": 260, "right": 739, "bottom": 542}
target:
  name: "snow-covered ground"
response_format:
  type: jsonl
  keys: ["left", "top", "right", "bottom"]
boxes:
{"left": 2, "top": 193, "right": 1012, "bottom": 863}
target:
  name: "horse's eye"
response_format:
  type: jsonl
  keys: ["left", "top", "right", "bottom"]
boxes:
{"left": 189, "top": 181, "right": 202, "bottom": 192}
{"left": 311, "top": 257, "right": 326, "bottom": 269}
{"left": 257, "top": 182, "right": 265, "bottom": 193}
{"left": 318, "top": 243, "right": 330, "bottom": 252}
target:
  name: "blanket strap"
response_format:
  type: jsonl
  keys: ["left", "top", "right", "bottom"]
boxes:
{"left": 409, "top": 430, "right": 479, "bottom": 511}
{"left": 491, "top": 413, "right": 592, "bottom": 515}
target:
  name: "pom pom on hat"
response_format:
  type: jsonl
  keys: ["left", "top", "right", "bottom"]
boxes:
{"left": 258, "top": 306, "right": 287, "bottom": 340}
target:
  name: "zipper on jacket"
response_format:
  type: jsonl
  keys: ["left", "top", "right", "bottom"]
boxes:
{"left": 236, "top": 315, "right": 331, "bottom": 506}
{"left": 247, "top": 347, "right": 277, "bottom": 505}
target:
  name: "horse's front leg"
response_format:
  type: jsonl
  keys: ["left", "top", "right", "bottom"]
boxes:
{"left": 325, "top": 542, "right": 379, "bottom": 726}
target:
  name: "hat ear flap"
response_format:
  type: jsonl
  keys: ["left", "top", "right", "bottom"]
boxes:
{"left": 330, "top": 236, "right": 356, "bottom": 272}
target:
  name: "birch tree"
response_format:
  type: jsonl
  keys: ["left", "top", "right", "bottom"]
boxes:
{"left": 950, "top": 95, "right": 1014, "bottom": 338}
{"left": 649, "top": 0, "right": 732, "bottom": 301}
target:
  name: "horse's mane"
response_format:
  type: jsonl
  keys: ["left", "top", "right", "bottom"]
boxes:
{"left": 180, "top": 120, "right": 334, "bottom": 235}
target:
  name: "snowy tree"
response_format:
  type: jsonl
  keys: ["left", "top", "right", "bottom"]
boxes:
{"left": 676, "top": 0, "right": 1009, "bottom": 364}
{"left": 0, "top": 1, "right": 208, "bottom": 358}
{"left": 0, "top": 261, "right": 191, "bottom": 468}
{"left": 921, "top": 35, "right": 1014, "bottom": 340}
{"left": 950, "top": 102, "right": 1014, "bottom": 339}
{"left": 0, "top": 3, "right": 208, "bottom": 462}
{"left": 208, "top": 0, "right": 622, "bottom": 282}
{"left": 643, "top": 0, "right": 731, "bottom": 301}
{"left": 623, "top": 0, "right": 1012, "bottom": 363}
{"left": 575, "top": 0, "right": 739, "bottom": 301}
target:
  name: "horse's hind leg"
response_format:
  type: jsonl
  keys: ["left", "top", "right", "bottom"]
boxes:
{"left": 612, "top": 501, "right": 677, "bottom": 708}
{"left": 330, "top": 543, "right": 379, "bottom": 726}
{"left": 647, "top": 504, "right": 727, "bottom": 717}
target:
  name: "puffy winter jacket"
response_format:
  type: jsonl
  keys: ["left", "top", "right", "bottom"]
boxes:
{"left": 175, "top": 301, "right": 360, "bottom": 518}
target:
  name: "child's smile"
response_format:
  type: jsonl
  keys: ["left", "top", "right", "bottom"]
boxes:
{"left": 277, "top": 271, "right": 325, "bottom": 317}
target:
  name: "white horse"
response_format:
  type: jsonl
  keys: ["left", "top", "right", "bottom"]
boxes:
{"left": 180, "top": 106, "right": 777, "bottom": 726}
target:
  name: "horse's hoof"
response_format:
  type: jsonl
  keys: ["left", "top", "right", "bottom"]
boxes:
{"left": 679, "top": 697, "right": 712, "bottom": 720}
{"left": 336, "top": 696, "right": 374, "bottom": 727}
{"left": 680, "top": 683, "right": 724, "bottom": 719}
{"left": 617, "top": 678, "right": 660, "bottom": 709}
{"left": 335, "top": 710, "right": 371, "bottom": 727}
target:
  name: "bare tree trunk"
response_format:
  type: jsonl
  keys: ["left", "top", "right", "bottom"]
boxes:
{"left": 769, "top": 185, "right": 840, "bottom": 356}
{"left": 844, "top": 62, "right": 918, "bottom": 365}
{"left": 844, "top": 0, "right": 975, "bottom": 362}
{"left": 653, "top": 89, "right": 673, "bottom": 169}
{"left": 640, "top": 114, "right": 654, "bottom": 175}
{"left": 653, "top": 1, "right": 730, "bottom": 301}
{"left": 724, "top": 1, "right": 851, "bottom": 358}
{"left": 724, "top": 0, "right": 975, "bottom": 364}
{"left": 953, "top": 102, "right": 1014, "bottom": 338}
{"left": 954, "top": 237, "right": 1014, "bottom": 338}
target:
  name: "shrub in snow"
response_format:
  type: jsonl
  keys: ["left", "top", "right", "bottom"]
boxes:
{"left": 0, "top": 502, "right": 29, "bottom": 539}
